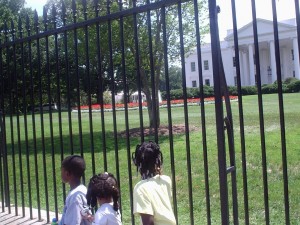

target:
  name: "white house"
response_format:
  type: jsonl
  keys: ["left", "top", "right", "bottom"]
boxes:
{"left": 185, "top": 18, "right": 300, "bottom": 87}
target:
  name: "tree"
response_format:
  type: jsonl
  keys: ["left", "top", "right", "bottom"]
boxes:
{"left": 160, "top": 65, "right": 182, "bottom": 91}
{"left": 124, "top": 1, "right": 209, "bottom": 128}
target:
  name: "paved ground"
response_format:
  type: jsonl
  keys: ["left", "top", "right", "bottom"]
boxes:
{"left": 0, "top": 203, "right": 60, "bottom": 225}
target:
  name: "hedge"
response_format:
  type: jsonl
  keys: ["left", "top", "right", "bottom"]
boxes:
{"left": 161, "top": 78, "right": 299, "bottom": 100}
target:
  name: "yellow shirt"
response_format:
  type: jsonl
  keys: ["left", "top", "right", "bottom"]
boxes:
{"left": 133, "top": 175, "right": 176, "bottom": 225}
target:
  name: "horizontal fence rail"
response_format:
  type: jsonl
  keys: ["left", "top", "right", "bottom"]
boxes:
{"left": 0, "top": 0, "right": 299, "bottom": 224}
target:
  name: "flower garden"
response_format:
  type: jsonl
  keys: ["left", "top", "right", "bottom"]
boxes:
{"left": 73, "top": 96, "right": 238, "bottom": 112}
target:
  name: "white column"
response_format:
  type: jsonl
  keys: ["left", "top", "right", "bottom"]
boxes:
{"left": 260, "top": 49, "right": 267, "bottom": 84}
{"left": 269, "top": 41, "right": 277, "bottom": 83}
{"left": 239, "top": 50, "right": 244, "bottom": 86}
{"left": 248, "top": 44, "right": 255, "bottom": 85}
{"left": 281, "top": 47, "right": 287, "bottom": 80}
{"left": 293, "top": 38, "right": 300, "bottom": 79}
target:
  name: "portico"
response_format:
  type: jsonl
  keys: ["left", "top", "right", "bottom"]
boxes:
{"left": 225, "top": 18, "right": 300, "bottom": 86}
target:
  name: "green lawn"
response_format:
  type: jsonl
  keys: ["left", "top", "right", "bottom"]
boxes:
{"left": 2, "top": 93, "right": 300, "bottom": 224}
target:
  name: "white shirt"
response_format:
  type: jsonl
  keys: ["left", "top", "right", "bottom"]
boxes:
{"left": 60, "top": 184, "right": 91, "bottom": 225}
{"left": 93, "top": 203, "right": 122, "bottom": 225}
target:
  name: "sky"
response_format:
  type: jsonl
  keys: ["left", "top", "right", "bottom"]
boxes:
{"left": 217, "top": 0, "right": 296, "bottom": 39}
{"left": 25, "top": 0, "right": 47, "bottom": 15}
{"left": 25, "top": 0, "right": 295, "bottom": 40}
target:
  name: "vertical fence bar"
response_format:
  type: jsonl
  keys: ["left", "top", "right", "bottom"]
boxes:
{"left": 50, "top": 6, "right": 60, "bottom": 216}
{"left": 0, "top": 108, "right": 4, "bottom": 210}
{"left": 19, "top": 18, "right": 33, "bottom": 218}
{"left": 0, "top": 31, "right": 11, "bottom": 212}
{"left": 132, "top": 0, "right": 145, "bottom": 142}
{"left": 193, "top": 0, "right": 211, "bottom": 224}
{"left": 209, "top": 1, "right": 229, "bottom": 224}
{"left": 145, "top": 0, "right": 158, "bottom": 141}
{"left": 39, "top": 7, "right": 50, "bottom": 222}
{"left": 26, "top": 14, "right": 42, "bottom": 221}
{"left": 10, "top": 19, "right": 20, "bottom": 216}
{"left": 106, "top": 0, "right": 120, "bottom": 176}
{"left": 177, "top": 1, "right": 194, "bottom": 224}
{"left": 4, "top": 22, "right": 12, "bottom": 214}
{"left": 250, "top": 1, "right": 270, "bottom": 224}
{"left": 62, "top": 1, "right": 74, "bottom": 157}
{"left": 82, "top": 0, "right": 96, "bottom": 175}
{"left": 13, "top": 18, "right": 25, "bottom": 216}
{"left": 93, "top": 0, "right": 108, "bottom": 171}
{"left": 0, "top": 36, "right": 5, "bottom": 212}
{"left": 230, "top": 0, "right": 250, "bottom": 224}
{"left": 161, "top": 5, "right": 178, "bottom": 222}
{"left": 271, "top": 1, "right": 290, "bottom": 224}
{"left": 117, "top": 0, "right": 134, "bottom": 221}
{"left": 44, "top": 8, "right": 59, "bottom": 216}
{"left": 72, "top": 0, "right": 84, "bottom": 162}
{"left": 52, "top": 6, "right": 65, "bottom": 194}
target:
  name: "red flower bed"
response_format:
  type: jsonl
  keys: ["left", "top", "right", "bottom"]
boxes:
{"left": 75, "top": 96, "right": 238, "bottom": 110}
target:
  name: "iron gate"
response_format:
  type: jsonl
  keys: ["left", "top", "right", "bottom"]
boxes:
{"left": 0, "top": 0, "right": 298, "bottom": 224}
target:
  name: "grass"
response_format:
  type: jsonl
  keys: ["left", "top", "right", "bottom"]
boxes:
{"left": 2, "top": 93, "right": 300, "bottom": 224}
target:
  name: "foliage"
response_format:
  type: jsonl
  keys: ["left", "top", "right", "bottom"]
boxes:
{"left": 261, "top": 83, "right": 289, "bottom": 94}
{"left": 240, "top": 86, "right": 257, "bottom": 95}
{"left": 283, "top": 77, "right": 298, "bottom": 84}
{"left": 161, "top": 86, "right": 215, "bottom": 100}
{"left": 287, "top": 80, "right": 300, "bottom": 92}
{"left": 160, "top": 65, "right": 182, "bottom": 91}
{"left": 102, "top": 90, "right": 112, "bottom": 104}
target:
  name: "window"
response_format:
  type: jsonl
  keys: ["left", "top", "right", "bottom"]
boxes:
{"left": 204, "top": 60, "right": 209, "bottom": 70}
{"left": 234, "top": 76, "right": 237, "bottom": 86}
{"left": 205, "top": 79, "right": 210, "bottom": 86}
{"left": 293, "top": 71, "right": 295, "bottom": 77}
{"left": 233, "top": 57, "right": 236, "bottom": 67}
{"left": 191, "top": 62, "right": 196, "bottom": 72}
{"left": 291, "top": 50, "right": 294, "bottom": 60}
{"left": 192, "top": 80, "right": 197, "bottom": 87}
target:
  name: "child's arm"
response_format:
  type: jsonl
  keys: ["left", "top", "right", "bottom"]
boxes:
{"left": 140, "top": 213, "right": 154, "bottom": 225}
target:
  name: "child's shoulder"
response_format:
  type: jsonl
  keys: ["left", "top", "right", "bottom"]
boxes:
{"left": 68, "top": 184, "right": 87, "bottom": 201}
{"left": 156, "top": 174, "right": 172, "bottom": 184}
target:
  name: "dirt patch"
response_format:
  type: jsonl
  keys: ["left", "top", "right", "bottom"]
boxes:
{"left": 119, "top": 124, "right": 200, "bottom": 137}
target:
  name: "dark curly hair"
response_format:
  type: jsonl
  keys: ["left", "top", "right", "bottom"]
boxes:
{"left": 132, "top": 141, "right": 163, "bottom": 179}
{"left": 86, "top": 172, "right": 120, "bottom": 212}
{"left": 61, "top": 155, "right": 86, "bottom": 178}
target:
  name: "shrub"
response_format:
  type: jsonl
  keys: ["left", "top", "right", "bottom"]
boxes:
{"left": 169, "top": 89, "right": 183, "bottom": 100}
{"left": 287, "top": 80, "right": 300, "bottom": 93}
{"left": 241, "top": 86, "right": 257, "bottom": 95}
{"left": 284, "top": 77, "right": 298, "bottom": 84}
{"left": 202, "top": 85, "right": 214, "bottom": 97}
{"left": 187, "top": 88, "right": 200, "bottom": 98}
{"left": 227, "top": 86, "right": 238, "bottom": 96}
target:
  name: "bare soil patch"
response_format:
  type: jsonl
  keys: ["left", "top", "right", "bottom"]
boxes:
{"left": 119, "top": 124, "right": 200, "bottom": 137}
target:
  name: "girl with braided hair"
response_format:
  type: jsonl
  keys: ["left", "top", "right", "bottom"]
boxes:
{"left": 132, "top": 141, "right": 176, "bottom": 225}
{"left": 86, "top": 172, "right": 122, "bottom": 225}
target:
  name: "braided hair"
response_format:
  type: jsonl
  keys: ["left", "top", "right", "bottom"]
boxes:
{"left": 132, "top": 141, "right": 163, "bottom": 180}
{"left": 86, "top": 172, "right": 120, "bottom": 212}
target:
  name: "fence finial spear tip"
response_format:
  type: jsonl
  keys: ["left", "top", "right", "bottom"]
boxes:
{"left": 34, "top": 9, "right": 38, "bottom": 20}
{"left": 43, "top": 6, "right": 48, "bottom": 19}
{"left": 10, "top": 19, "right": 14, "bottom": 29}
{"left": 72, "top": 0, "right": 77, "bottom": 12}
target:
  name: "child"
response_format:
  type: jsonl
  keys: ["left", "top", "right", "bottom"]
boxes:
{"left": 132, "top": 141, "right": 177, "bottom": 225}
{"left": 86, "top": 172, "right": 122, "bottom": 225}
{"left": 59, "top": 155, "right": 91, "bottom": 225}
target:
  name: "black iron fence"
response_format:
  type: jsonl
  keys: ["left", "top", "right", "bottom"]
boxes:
{"left": 0, "top": 0, "right": 299, "bottom": 224}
